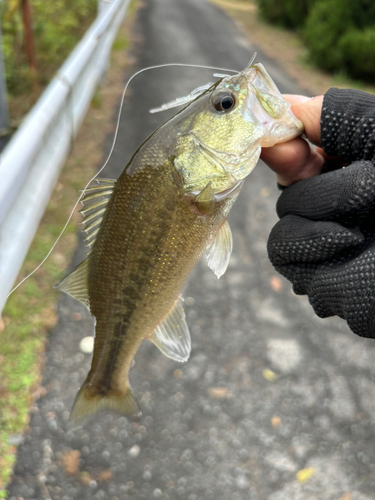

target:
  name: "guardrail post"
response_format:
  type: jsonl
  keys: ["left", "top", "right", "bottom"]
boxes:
{"left": 98, "top": 0, "right": 112, "bottom": 14}
{"left": 0, "top": 22, "right": 9, "bottom": 135}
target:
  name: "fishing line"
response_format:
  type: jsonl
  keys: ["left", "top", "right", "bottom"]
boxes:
{"left": 7, "top": 62, "right": 240, "bottom": 298}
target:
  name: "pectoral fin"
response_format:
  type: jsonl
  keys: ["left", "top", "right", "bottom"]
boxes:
{"left": 195, "top": 182, "right": 215, "bottom": 215}
{"left": 148, "top": 297, "right": 191, "bottom": 362}
{"left": 205, "top": 219, "right": 233, "bottom": 278}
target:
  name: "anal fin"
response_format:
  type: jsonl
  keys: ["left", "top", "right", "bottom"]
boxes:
{"left": 55, "top": 258, "right": 90, "bottom": 308}
{"left": 148, "top": 297, "right": 191, "bottom": 362}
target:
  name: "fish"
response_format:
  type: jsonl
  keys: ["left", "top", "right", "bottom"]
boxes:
{"left": 57, "top": 60, "right": 303, "bottom": 426}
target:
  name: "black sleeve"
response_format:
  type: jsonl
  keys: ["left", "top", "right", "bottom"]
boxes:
{"left": 321, "top": 88, "right": 375, "bottom": 163}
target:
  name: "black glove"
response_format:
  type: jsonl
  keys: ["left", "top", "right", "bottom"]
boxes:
{"left": 267, "top": 87, "right": 375, "bottom": 338}
{"left": 267, "top": 160, "right": 375, "bottom": 337}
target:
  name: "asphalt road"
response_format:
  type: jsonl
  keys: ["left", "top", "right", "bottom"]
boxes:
{"left": 8, "top": 0, "right": 375, "bottom": 499}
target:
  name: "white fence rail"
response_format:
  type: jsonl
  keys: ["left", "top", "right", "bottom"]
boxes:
{"left": 0, "top": 0, "right": 131, "bottom": 313}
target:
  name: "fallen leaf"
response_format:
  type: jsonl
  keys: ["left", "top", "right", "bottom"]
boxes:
{"left": 208, "top": 387, "right": 230, "bottom": 399}
{"left": 270, "top": 276, "right": 283, "bottom": 292}
{"left": 32, "top": 386, "right": 47, "bottom": 401}
{"left": 262, "top": 369, "right": 277, "bottom": 382}
{"left": 271, "top": 416, "right": 281, "bottom": 427}
{"left": 99, "top": 469, "right": 112, "bottom": 482}
{"left": 61, "top": 449, "right": 81, "bottom": 476}
{"left": 296, "top": 467, "right": 315, "bottom": 483}
{"left": 338, "top": 493, "right": 351, "bottom": 500}
{"left": 41, "top": 308, "right": 58, "bottom": 329}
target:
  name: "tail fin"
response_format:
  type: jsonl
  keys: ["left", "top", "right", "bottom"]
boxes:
{"left": 68, "top": 383, "right": 142, "bottom": 428}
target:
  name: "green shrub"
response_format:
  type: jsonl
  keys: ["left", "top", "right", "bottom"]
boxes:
{"left": 304, "top": 0, "right": 375, "bottom": 80}
{"left": 257, "top": 0, "right": 316, "bottom": 29}
{"left": 347, "top": 0, "right": 375, "bottom": 30}
{"left": 303, "top": 0, "right": 352, "bottom": 71}
{"left": 257, "top": 0, "right": 375, "bottom": 83}
{"left": 339, "top": 27, "right": 375, "bottom": 81}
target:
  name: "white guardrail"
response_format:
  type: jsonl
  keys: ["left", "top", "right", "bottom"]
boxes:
{"left": 0, "top": 0, "right": 131, "bottom": 313}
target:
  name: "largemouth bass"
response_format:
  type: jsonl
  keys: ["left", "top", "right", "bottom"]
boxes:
{"left": 57, "top": 61, "right": 303, "bottom": 426}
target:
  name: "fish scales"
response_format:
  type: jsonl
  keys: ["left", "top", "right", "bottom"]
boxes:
{"left": 57, "top": 61, "right": 304, "bottom": 425}
{"left": 87, "top": 162, "right": 236, "bottom": 394}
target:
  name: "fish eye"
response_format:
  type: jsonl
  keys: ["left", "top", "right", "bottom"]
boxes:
{"left": 212, "top": 91, "right": 236, "bottom": 113}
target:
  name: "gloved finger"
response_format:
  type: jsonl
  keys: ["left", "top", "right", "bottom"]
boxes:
{"left": 276, "top": 160, "right": 375, "bottom": 220}
{"left": 320, "top": 156, "right": 347, "bottom": 173}
{"left": 307, "top": 245, "right": 375, "bottom": 338}
{"left": 273, "top": 261, "right": 317, "bottom": 296}
{"left": 267, "top": 215, "right": 364, "bottom": 266}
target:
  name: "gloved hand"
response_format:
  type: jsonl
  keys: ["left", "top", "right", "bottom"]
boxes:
{"left": 267, "top": 159, "right": 375, "bottom": 337}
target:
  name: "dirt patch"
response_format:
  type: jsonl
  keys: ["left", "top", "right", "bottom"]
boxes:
{"left": 61, "top": 449, "right": 81, "bottom": 476}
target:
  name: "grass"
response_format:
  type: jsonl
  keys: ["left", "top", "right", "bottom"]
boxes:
{"left": 0, "top": 160, "right": 85, "bottom": 495}
{"left": 0, "top": 1, "right": 139, "bottom": 495}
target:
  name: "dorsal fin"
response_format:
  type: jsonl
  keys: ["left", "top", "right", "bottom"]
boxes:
{"left": 148, "top": 297, "right": 191, "bottom": 362}
{"left": 79, "top": 178, "right": 116, "bottom": 248}
{"left": 55, "top": 179, "right": 115, "bottom": 308}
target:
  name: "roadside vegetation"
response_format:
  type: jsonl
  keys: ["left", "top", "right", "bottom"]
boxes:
{"left": 0, "top": 1, "right": 138, "bottom": 495}
{"left": 257, "top": 0, "right": 375, "bottom": 83}
{"left": 209, "top": 0, "right": 375, "bottom": 97}
{"left": 1, "top": 0, "right": 98, "bottom": 123}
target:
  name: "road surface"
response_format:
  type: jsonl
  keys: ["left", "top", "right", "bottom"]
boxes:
{"left": 8, "top": 0, "right": 375, "bottom": 499}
